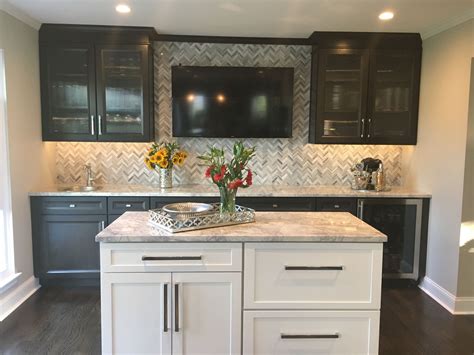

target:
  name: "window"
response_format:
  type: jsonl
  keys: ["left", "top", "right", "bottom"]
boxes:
{"left": 0, "top": 49, "right": 16, "bottom": 286}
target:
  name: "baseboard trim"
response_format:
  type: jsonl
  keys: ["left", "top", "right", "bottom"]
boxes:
{"left": 0, "top": 276, "right": 40, "bottom": 321}
{"left": 454, "top": 296, "right": 474, "bottom": 314}
{"left": 419, "top": 277, "right": 474, "bottom": 314}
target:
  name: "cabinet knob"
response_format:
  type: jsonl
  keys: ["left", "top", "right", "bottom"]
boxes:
{"left": 69, "top": 204, "right": 76, "bottom": 208}
{"left": 272, "top": 204, "right": 279, "bottom": 208}
{"left": 125, "top": 204, "right": 132, "bottom": 208}
{"left": 334, "top": 204, "right": 340, "bottom": 209}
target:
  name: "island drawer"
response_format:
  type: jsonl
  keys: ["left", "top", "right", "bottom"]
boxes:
{"left": 243, "top": 310, "right": 379, "bottom": 355}
{"left": 35, "top": 196, "right": 107, "bottom": 215}
{"left": 244, "top": 243, "right": 382, "bottom": 310}
{"left": 100, "top": 243, "right": 242, "bottom": 272}
{"left": 108, "top": 197, "right": 150, "bottom": 214}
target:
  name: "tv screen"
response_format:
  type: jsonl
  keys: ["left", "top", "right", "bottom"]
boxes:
{"left": 171, "top": 66, "right": 294, "bottom": 138}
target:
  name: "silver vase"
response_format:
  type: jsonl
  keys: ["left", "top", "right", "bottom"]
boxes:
{"left": 159, "top": 168, "right": 173, "bottom": 188}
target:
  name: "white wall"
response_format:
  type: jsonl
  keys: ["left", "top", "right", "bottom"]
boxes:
{"left": 458, "top": 59, "right": 474, "bottom": 297}
{"left": 405, "top": 19, "right": 474, "bottom": 296}
{"left": 0, "top": 10, "right": 56, "bottom": 302}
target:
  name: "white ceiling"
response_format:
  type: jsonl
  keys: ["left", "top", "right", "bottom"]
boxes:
{"left": 3, "top": 0, "right": 474, "bottom": 39}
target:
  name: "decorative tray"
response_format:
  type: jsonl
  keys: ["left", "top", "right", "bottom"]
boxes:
{"left": 149, "top": 203, "right": 255, "bottom": 233}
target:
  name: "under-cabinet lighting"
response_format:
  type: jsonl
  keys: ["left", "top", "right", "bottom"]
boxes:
{"left": 116, "top": 4, "right": 131, "bottom": 13}
{"left": 379, "top": 11, "right": 394, "bottom": 20}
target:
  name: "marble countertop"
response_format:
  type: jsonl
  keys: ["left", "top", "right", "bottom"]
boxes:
{"left": 96, "top": 211, "right": 387, "bottom": 243}
{"left": 30, "top": 183, "right": 431, "bottom": 198}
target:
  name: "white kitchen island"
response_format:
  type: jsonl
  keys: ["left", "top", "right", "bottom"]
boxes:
{"left": 96, "top": 211, "right": 387, "bottom": 355}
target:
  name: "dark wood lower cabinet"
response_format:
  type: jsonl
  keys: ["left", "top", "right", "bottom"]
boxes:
{"left": 31, "top": 195, "right": 429, "bottom": 286}
{"left": 316, "top": 197, "right": 357, "bottom": 215}
{"left": 36, "top": 214, "right": 105, "bottom": 285}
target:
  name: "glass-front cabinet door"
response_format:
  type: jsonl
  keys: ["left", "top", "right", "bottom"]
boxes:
{"left": 315, "top": 49, "right": 369, "bottom": 143}
{"left": 40, "top": 46, "right": 96, "bottom": 141}
{"left": 367, "top": 51, "right": 421, "bottom": 144}
{"left": 95, "top": 45, "right": 152, "bottom": 142}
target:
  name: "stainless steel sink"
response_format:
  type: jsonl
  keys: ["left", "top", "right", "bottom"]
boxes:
{"left": 59, "top": 185, "right": 102, "bottom": 192}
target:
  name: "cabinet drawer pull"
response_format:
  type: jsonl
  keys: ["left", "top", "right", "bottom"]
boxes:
{"left": 141, "top": 256, "right": 202, "bottom": 261}
{"left": 69, "top": 204, "right": 76, "bottom": 208}
{"left": 101, "top": 221, "right": 105, "bottom": 231}
{"left": 281, "top": 333, "right": 340, "bottom": 339}
{"left": 163, "top": 283, "right": 169, "bottom": 332}
{"left": 285, "top": 266, "right": 344, "bottom": 271}
{"left": 125, "top": 204, "right": 132, "bottom": 208}
{"left": 334, "top": 204, "right": 340, "bottom": 209}
{"left": 360, "top": 118, "right": 365, "bottom": 138}
{"left": 174, "top": 283, "right": 180, "bottom": 332}
{"left": 272, "top": 204, "right": 279, "bottom": 208}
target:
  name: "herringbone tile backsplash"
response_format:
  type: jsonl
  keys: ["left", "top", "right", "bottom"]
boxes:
{"left": 56, "top": 42, "right": 403, "bottom": 187}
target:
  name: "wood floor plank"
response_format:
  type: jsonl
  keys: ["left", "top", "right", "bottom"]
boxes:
{"left": 0, "top": 285, "right": 473, "bottom": 354}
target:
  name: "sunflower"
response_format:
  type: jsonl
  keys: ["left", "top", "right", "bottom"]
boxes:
{"left": 158, "top": 159, "right": 169, "bottom": 169}
{"left": 180, "top": 151, "right": 188, "bottom": 159}
{"left": 144, "top": 158, "right": 155, "bottom": 170}
{"left": 177, "top": 157, "right": 184, "bottom": 166}
{"left": 172, "top": 154, "right": 180, "bottom": 165}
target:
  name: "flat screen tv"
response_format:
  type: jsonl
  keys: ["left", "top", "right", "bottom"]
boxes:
{"left": 171, "top": 66, "right": 294, "bottom": 138}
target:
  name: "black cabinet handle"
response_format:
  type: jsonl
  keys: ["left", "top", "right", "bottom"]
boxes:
{"left": 174, "top": 283, "right": 180, "bottom": 332}
{"left": 281, "top": 333, "right": 340, "bottom": 339}
{"left": 285, "top": 266, "right": 344, "bottom": 271}
{"left": 141, "top": 256, "right": 202, "bottom": 261}
{"left": 163, "top": 283, "right": 169, "bottom": 332}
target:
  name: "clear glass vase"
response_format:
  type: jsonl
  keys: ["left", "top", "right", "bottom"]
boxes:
{"left": 159, "top": 168, "right": 173, "bottom": 188}
{"left": 219, "top": 186, "right": 237, "bottom": 215}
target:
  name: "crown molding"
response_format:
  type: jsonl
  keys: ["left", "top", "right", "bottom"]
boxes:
{"left": 421, "top": 9, "right": 474, "bottom": 40}
{"left": 0, "top": 0, "right": 41, "bottom": 30}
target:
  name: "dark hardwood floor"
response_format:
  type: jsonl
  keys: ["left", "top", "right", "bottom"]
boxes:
{"left": 0, "top": 286, "right": 473, "bottom": 354}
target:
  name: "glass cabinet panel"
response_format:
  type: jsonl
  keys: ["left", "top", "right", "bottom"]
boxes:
{"left": 368, "top": 52, "right": 417, "bottom": 140}
{"left": 317, "top": 50, "right": 368, "bottom": 140}
{"left": 358, "top": 199, "right": 422, "bottom": 279}
{"left": 44, "top": 47, "right": 94, "bottom": 137}
{"left": 96, "top": 46, "right": 149, "bottom": 139}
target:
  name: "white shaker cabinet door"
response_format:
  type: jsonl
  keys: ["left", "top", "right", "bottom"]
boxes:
{"left": 172, "top": 272, "right": 242, "bottom": 355}
{"left": 101, "top": 272, "right": 172, "bottom": 355}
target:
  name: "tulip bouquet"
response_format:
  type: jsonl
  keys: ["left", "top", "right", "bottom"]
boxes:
{"left": 198, "top": 141, "right": 255, "bottom": 214}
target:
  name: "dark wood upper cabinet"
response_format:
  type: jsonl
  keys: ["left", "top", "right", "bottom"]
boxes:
{"left": 39, "top": 25, "right": 157, "bottom": 142}
{"left": 309, "top": 32, "right": 422, "bottom": 145}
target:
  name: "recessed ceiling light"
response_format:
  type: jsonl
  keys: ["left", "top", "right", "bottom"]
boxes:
{"left": 379, "top": 11, "right": 394, "bottom": 20}
{"left": 115, "top": 4, "right": 131, "bottom": 14}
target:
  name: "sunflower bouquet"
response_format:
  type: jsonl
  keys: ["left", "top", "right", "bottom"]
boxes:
{"left": 144, "top": 142, "right": 187, "bottom": 170}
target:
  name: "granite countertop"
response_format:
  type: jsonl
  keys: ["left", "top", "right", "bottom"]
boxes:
{"left": 95, "top": 211, "right": 387, "bottom": 243}
{"left": 29, "top": 183, "right": 431, "bottom": 198}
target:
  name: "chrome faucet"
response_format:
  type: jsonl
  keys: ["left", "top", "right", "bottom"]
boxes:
{"left": 84, "top": 164, "right": 95, "bottom": 187}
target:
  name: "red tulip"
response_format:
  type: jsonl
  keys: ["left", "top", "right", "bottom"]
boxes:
{"left": 228, "top": 179, "right": 243, "bottom": 189}
{"left": 212, "top": 173, "right": 223, "bottom": 183}
{"left": 245, "top": 170, "right": 253, "bottom": 186}
{"left": 205, "top": 166, "right": 212, "bottom": 178}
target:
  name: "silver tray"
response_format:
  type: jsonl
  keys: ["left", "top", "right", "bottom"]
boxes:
{"left": 162, "top": 202, "right": 214, "bottom": 220}
{"left": 149, "top": 203, "right": 255, "bottom": 233}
